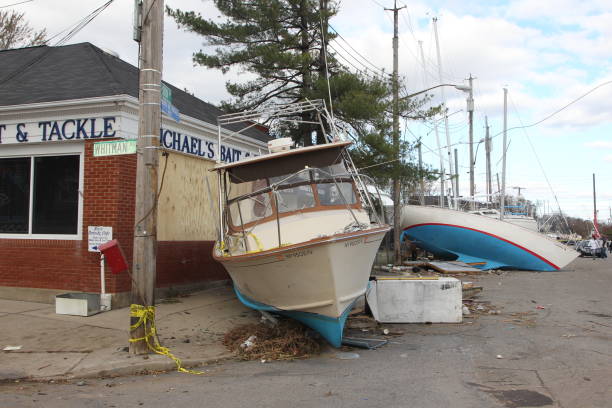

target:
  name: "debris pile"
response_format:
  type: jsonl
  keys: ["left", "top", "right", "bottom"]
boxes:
{"left": 223, "top": 319, "right": 321, "bottom": 361}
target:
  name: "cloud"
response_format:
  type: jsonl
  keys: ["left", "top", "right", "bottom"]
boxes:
{"left": 586, "top": 141, "right": 612, "bottom": 149}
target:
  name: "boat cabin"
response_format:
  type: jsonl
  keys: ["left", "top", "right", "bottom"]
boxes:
{"left": 214, "top": 141, "right": 374, "bottom": 256}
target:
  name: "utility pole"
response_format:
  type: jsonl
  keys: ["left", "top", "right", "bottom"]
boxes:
{"left": 418, "top": 40, "right": 444, "bottom": 207}
{"left": 593, "top": 173, "right": 598, "bottom": 235}
{"left": 131, "top": 0, "right": 164, "bottom": 354}
{"left": 500, "top": 87, "right": 508, "bottom": 221}
{"left": 433, "top": 17, "right": 455, "bottom": 206}
{"left": 386, "top": 0, "right": 405, "bottom": 265}
{"left": 513, "top": 186, "right": 526, "bottom": 196}
{"left": 418, "top": 140, "right": 425, "bottom": 205}
{"left": 467, "top": 74, "right": 475, "bottom": 209}
{"left": 485, "top": 116, "right": 492, "bottom": 204}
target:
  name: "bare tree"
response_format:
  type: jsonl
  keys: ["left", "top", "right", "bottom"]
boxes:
{"left": 0, "top": 10, "right": 46, "bottom": 50}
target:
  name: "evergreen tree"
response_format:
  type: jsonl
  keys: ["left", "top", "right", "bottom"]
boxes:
{"left": 168, "top": 0, "right": 440, "bottom": 192}
{"left": 168, "top": 0, "right": 337, "bottom": 145}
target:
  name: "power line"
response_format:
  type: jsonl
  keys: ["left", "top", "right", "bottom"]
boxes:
{"left": 328, "top": 23, "right": 389, "bottom": 77}
{"left": 0, "top": 0, "right": 33, "bottom": 8}
{"left": 327, "top": 44, "right": 386, "bottom": 81}
{"left": 0, "top": 0, "right": 115, "bottom": 86}
{"left": 488, "top": 80, "right": 612, "bottom": 141}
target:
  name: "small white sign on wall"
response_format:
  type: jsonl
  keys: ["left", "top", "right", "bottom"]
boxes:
{"left": 88, "top": 226, "right": 113, "bottom": 252}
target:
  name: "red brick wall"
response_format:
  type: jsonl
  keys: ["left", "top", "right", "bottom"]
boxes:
{"left": 156, "top": 241, "right": 228, "bottom": 287}
{"left": 0, "top": 139, "right": 227, "bottom": 295}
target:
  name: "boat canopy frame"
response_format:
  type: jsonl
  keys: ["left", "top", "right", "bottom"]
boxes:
{"left": 214, "top": 100, "right": 384, "bottom": 249}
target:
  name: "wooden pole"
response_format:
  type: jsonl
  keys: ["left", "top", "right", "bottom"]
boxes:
{"left": 386, "top": 1, "right": 405, "bottom": 265}
{"left": 130, "top": 0, "right": 164, "bottom": 354}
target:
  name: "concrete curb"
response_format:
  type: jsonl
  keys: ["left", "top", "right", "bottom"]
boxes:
{"left": 2, "top": 352, "right": 237, "bottom": 382}
{"left": 64, "top": 353, "right": 236, "bottom": 380}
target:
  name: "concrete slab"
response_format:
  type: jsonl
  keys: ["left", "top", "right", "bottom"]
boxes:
{"left": 0, "top": 313, "right": 124, "bottom": 352}
{"left": 0, "top": 352, "right": 87, "bottom": 380}
{"left": 23, "top": 306, "right": 128, "bottom": 331}
{"left": 0, "top": 299, "right": 51, "bottom": 313}
{"left": 367, "top": 277, "right": 462, "bottom": 323}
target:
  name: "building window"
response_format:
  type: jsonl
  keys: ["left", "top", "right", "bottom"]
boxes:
{"left": 0, "top": 154, "right": 80, "bottom": 236}
{"left": 0, "top": 157, "right": 30, "bottom": 233}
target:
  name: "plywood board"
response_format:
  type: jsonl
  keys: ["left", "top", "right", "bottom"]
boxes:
{"left": 157, "top": 152, "right": 218, "bottom": 241}
{"left": 426, "top": 261, "right": 483, "bottom": 274}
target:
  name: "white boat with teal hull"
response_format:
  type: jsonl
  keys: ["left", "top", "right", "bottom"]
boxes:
{"left": 401, "top": 205, "right": 578, "bottom": 271}
{"left": 212, "top": 101, "right": 389, "bottom": 347}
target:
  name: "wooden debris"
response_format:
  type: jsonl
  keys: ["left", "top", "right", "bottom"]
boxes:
{"left": 223, "top": 319, "right": 321, "bottom": 361}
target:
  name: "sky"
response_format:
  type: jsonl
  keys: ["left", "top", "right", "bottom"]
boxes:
{"left": 9, "top": 0, "right": 612, "bottom": 220}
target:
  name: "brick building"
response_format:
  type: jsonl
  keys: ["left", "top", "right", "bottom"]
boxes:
{"left": 0, "top": 43, "right": 269, "bottom": 305}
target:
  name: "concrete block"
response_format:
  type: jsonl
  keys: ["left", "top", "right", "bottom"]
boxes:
{"left": 366, "top": 277, "right": 462, "bottom": 323}
{"left": 55, "top": 293, "right": 100, "bottom": 316}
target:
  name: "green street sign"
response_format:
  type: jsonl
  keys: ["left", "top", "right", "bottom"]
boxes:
{"left": 93, "top": 140, "right": 138, "bottom": 157}
{"left": 161, "top": 83, "right": 172, "bottom": 104}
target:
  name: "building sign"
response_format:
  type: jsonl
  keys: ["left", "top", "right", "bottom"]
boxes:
{"left": 93, "top": 140, "right": 138, "bottom": 157}
{"left": 161, "top": 99, "right": 180, "bottom": 123}
{"left": 0, "top": 115, "right": 260, "bottom": 163}
{"left": 161, "top": 83, "right": 172, "bottom": 104}
{"left": 159, "top": 127, "right": 254, "bottom": 162}
{"left": 88, "top": 226, "right": 113, "bottom": 252}
{"left": 0, "top": 117, "right": 117, "bottom": 145}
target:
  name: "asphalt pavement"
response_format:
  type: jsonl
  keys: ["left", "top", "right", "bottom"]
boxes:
{"left": 1, "top": 256, "right": 611, "bottom": 408}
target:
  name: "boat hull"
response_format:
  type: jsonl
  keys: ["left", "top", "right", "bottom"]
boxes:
{"left": 401, "top": 205, "right": 578, "bottom": 271}
{"left": 215, "top": 227, "right": 389, "bottom": 347}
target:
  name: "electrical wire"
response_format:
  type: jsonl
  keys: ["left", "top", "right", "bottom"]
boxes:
{"left": 328, "top": 23, "right": 389, "bottom": 77}
{"left": 0, "top": 0, "right": 115, "bottom": 86}
{"left": 0, "top": 0, "right": 33, "bottom": 8}
{"left": 488, "top": 80, "right": 612, "bottom": 142}
{"left": 327, "top": 43, "right": 387, "bottom": 80}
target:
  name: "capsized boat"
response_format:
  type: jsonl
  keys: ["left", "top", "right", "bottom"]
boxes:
{"left": 469, "top": 208, "right": 538, "bottom": 232}
{"left": 401, "top": 205, "right": 578, "bottom": 271}
{"left": 212, "top": 102, "right": 390, "bottom": 347}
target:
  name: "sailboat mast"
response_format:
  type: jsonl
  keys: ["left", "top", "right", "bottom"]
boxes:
{"left": 593, "top": 173, "right": 598, "bottom": 235}
{"left": 418, "top": 40, "right": 445, "bottom": 207}
{"left": 500, "top": 88, "right": 508, "bottom": 221}
{"left": 485, "top": 116, "right": 492, "bottom": 204}
{"left": 433, "top": 17, "right": 455, "bottom": 208}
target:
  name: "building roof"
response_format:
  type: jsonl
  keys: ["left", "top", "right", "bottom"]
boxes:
{"left": 0, "top": 42, "right": 270, "bottom": 143}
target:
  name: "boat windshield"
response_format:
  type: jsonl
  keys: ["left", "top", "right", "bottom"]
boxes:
{"left": 312, "top": 164, "right": 356, "bottom": 206}
{"left": 228, "top": 179, "right": 273, "bottom": 226}
{"left": 269, "top": 171, "right": 316, "bottom": 214}
{"left": 226, "top": 162, "right": 358, "bottom": 230}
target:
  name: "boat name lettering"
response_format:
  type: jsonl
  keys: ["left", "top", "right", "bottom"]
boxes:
{"left": 345, "top": 239, "right": 363, "bottom": 247}
{"left": 285, "top": 249, "right": 313, "bottom": 259}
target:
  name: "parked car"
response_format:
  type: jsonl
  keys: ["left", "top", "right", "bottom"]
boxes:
{"left": 576, "top": 240, "right": 594, "bottom": 257}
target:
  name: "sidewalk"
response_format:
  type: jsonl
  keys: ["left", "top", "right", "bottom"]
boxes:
{"left": 0, "top": 285, "right": 259, "bottom": 381}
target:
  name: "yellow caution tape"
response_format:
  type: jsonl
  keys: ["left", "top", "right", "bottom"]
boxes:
{"left": 248, "top": 232, "right": 264, "bottom": 252}
{"left": 129, "top": 304, "right": 204, "bottom": 375}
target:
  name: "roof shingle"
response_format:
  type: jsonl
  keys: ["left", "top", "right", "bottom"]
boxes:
{"left": 0, "top": 42, "right": 270, "bottom": 143}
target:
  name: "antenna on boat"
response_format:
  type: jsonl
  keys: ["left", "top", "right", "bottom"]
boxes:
{"left": 320, "top": 9, "right": 335, "bottom": 142}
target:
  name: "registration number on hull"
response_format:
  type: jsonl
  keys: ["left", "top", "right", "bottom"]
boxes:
{"left": 345, "top": 238, "right": 363, "bottom": 248}
{"left": 284, "top": 249, "right": 313, "bottom": 259}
